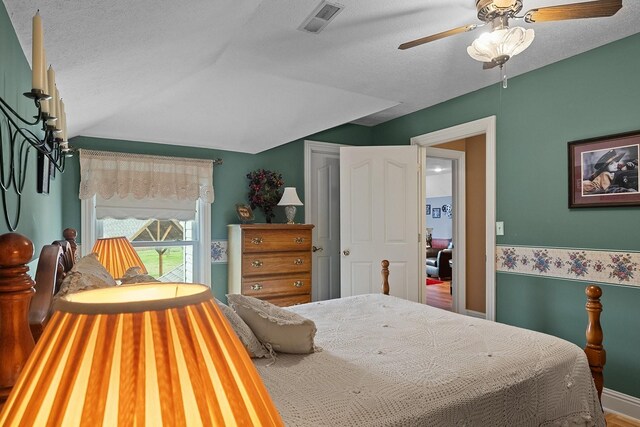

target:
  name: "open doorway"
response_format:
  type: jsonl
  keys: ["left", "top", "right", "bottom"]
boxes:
{"left": 413, "top": 116, "right": 496, "bottom": 320}
{"left": 424, "top": 157, "right": 454, "bottom": 311}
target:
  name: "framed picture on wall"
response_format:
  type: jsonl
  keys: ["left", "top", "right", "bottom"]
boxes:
{"left": 426, "top": 204, "right": 431, "bottom": 215}
{"left": 568, "top": 130, "right": 639, "bottom": 208}
{"left": 432, "top": 207, "right": 441, "bottom": 219}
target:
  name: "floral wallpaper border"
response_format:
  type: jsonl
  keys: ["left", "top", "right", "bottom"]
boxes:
{"left": 211, "top": 240, "right": 228, "bottom": 264}
{"left": 496, "top": 245, "right": 639, "bottom": 288}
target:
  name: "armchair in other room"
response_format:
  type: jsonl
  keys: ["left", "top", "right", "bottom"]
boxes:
{"left": 426, "top": 238, "right": 452, "bottom": 280}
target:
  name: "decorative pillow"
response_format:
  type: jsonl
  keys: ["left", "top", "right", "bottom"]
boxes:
{"left": 215, "top": 299, "right": 269, "bottom": 359}
{"left": 55, "top": 253, "right": 117, "bottom": 299}
{"left": 227, "top": 294, "right": 317, "bottom": 354}
{"left": 120, "top": 266, "right": 160, "bottom": 285}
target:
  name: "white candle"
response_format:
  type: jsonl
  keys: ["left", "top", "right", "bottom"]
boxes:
{"left": 40, "top": 51, "right": 49, "bottom": 113}
{"left": 59, "top": 100, "right": 66, "bottom": 141}
{"left": 54, "top": 87, "right": 61, "bottom": 130}
{"left": 47, "top": 67, "right": 57, "bottom": 123}
{"left": 32, "top": 11, "right": 44, "bottom": 91}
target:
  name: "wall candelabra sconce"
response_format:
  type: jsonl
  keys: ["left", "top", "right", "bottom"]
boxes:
{"left": 0, "top": 11, "right": 73, "bottom": 231}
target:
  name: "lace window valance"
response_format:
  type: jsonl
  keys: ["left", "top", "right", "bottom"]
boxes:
{"left": 79, "top": 149, "right": 214, "bottom": 203}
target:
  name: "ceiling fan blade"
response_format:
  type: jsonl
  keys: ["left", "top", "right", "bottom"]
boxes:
{"left": 483, "top": 61, "right": 499, "bottom": 70}
{"left": 398, "top": 24, "right": 478, "bottom": 50}
{"left": 524, "top": 0, "right": 622, "bottom": 23}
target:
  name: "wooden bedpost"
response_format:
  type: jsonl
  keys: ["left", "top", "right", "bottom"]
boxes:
{"left": 381, "top": 260, "right": 389, "bottom": 295}
{"left": 0, "top": 233, "right": 35, "bottom": 405}
{"left": 62, "top": 228, "right": 78, "bottom": 260}
{"left": 584, "top": 285, "right": 605, "bottom": 402}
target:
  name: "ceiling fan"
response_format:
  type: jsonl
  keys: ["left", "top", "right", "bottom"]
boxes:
{"left": 399, "top": 0, "right": 623, "bottom": 71}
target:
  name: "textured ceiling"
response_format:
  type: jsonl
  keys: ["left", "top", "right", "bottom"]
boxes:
{"left": 4, "top": 0, "right": 640, "bottom": 153}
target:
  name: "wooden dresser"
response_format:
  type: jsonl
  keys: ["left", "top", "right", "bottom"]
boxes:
{"left": 227, "top": 224, "right": 314, "bottom": 307}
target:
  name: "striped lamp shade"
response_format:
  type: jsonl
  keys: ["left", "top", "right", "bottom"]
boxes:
{"left": 92, "top": 236, "right": 147, "bottom": 279}
{"left": 0, "top": 284, "right": 283, "bottom": 426}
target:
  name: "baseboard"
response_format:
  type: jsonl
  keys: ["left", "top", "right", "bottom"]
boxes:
{"left": 464, "top": 309, "right": 485, "bottom": 319}
{"left": 602, "top": 387, "right": 640, "bottom": 420}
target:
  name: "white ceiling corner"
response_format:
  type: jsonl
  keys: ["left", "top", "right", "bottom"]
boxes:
{"left": 4, "top": 0, "right": 640, "bottom": 153}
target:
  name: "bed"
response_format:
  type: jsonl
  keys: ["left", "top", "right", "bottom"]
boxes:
{"left": 0, "top": 231, "right": 606, "bottom": 426}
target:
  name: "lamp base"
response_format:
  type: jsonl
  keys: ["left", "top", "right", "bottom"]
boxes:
{"left": 284, "top": 205, "right": 296, "bottom": 224}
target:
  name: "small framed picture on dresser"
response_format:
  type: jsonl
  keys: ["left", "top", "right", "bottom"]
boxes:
{"left": 235, "top": 203, "right": 254, "bottom": 223}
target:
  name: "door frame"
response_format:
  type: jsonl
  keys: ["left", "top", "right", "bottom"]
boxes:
{"left": 411, "top": 116, "right": 496, "bottom": 321}
{"left": 304, "top": 140, "right": 345, "bottom": 300}
{"left": 424, "top": 147, "right": 466, "bottom": 314}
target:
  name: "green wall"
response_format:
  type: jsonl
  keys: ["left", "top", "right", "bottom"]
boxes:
{"left": 0, "top": 4, "right": 64, "bottom": 255}
{"left": 372, "top": 33, "right": 640, "bottom": 398}
{"left": 64, "top": 124, "right": 372, "bottom": 301}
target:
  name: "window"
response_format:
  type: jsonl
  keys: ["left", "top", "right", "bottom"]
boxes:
{"left": 82, "top": 198, "right": 211, "bottom": 285}
{"left": 79, "top": 150, "right": 213, "bottom": 286}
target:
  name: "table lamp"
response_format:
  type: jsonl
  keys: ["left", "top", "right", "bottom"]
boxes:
{"left": 277, "top": 187, "right": 303, "bottom": 224}
{"left": 0, "top": 283, "right": 283, "bottom": 426}
{"left": 92, "top": 236, "right": 147, "bottom": 280}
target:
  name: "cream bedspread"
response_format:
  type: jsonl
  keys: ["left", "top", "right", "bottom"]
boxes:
{"left": 254, "top": 294, "right": 604, "bottom": 427}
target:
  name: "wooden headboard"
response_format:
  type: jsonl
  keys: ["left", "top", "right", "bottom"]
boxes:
{"left": 29, "top": 228, "right": 77, "bottom": 341}
{"left": 0, "top": 229, "right": 77, "bottom": 404}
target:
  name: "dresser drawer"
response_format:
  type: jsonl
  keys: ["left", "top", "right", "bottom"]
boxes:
{"left": 242, "top": 229, "right": 311, "bottom": 253}
{"left": 242, "top": 275, "right": 311, "bottom": 298}
{"left": 241, "top": 252, "right": 311, "bottom": 277}
{"left": 265, "top": 294, "right": 311, "bottom": 307}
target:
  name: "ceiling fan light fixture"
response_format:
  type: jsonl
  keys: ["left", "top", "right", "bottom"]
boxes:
{"left": 467, "top": 26, "right": 535, "bottom": 64}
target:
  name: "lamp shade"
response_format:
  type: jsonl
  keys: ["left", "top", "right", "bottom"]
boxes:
{"left": 277, "top": 187, "right": 303, "bottom": 206}
{"left": 0, "top": 284, "right": 283, "bottom": 426}
{"left": 467, "top": 27, "right": 535, "bottom": 64}
{"left": 92, "top": 236, "right": 147, "bottom": 279}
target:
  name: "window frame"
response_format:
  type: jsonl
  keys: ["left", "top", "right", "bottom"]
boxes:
{"left": 81, "top": 196, "right": 211, "bottom": 286}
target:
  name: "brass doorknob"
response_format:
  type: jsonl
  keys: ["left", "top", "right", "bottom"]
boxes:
{"left": 343, "top": 250, "right": 350, "bottom": 256}
{"left": 312, "top": 246, "right": 323, "bottom": 252}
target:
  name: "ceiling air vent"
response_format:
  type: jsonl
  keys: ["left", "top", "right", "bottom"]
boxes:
{"left": 298, "top": 1, "right": 344, "bottom": 34}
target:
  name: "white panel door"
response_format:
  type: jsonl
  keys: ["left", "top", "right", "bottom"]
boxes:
{"left": 339, "top": 145, "right": 419, "bottom": 301}
{"left": 309, "top": 149, "right": 341, "bottom": 301}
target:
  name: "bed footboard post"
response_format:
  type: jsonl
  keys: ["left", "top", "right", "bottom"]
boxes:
{"left": 381, "top": 260, "right": 389, "bottom": 295}
{"left": 585, "top": 285, "right": 605, "bottom": 402}
{"left": 0, "top": 233, "right": 36, "bottom": 405}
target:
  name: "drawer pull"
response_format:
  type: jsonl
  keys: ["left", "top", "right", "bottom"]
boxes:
{"left": 251, "top": 283, "right": 263, "bottom": 291}
{"left": 251, "top": 237, "right": 263, "bottom": 245}
{"left": 293, "top": 281, "right": 304, "bottom": 288}
{"left": 294, "top": 258, "right": 304, "bottom": 265}
{"left": 294, "top": 237, "right": 305, "bottom": 244}
{"left": 251, "top": 260, "right": 263, "bottom": 268}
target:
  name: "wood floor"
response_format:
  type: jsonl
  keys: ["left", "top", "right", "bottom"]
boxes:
{"left": 424, "top": 281, "right": 452, "bottom": 311}
{"left": 606, "top": 412, "right": 640, "bottom": 426}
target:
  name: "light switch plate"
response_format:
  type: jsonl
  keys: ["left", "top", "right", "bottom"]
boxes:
{"left": 496, "top": 221, "right": 504, "bottom": 236}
